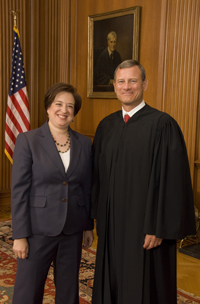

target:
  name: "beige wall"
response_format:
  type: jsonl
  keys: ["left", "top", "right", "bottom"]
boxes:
{"left": 0, "top": 0, "right": 200, "bottom": 220}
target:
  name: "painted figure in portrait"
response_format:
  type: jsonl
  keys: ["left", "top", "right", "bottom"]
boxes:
{"left": 94, "top": 31, "right": 122, "bottom": 87}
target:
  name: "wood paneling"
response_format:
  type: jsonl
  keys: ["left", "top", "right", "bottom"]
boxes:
{"left": 194, "top": 91, "right": 200, "bottom": 213}
{"left": 59, "top": 0, "right": 71, "bottom": 83}
{"left": 160, "top": 0, "right": 200, "bottom": 177}
{"left": 0, "top": 0, "right": 70, "bottom": 203}
{"left": 74, "top": 0, "right": 163, "bottom": 136}
{"left": 0, "top": 0, "right": 28, "bottom": 199}
{"left": 159, "top": 0, "right": 200, "bottom": 212}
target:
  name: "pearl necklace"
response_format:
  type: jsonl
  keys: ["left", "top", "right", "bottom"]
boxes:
{"left": 52, "top": 131, "right": 71, "bottom": 153}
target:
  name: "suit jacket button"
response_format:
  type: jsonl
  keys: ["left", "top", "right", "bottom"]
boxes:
{"left": 62, "top": 198, "right": 67, "bottom": 202}
{"left": 63, "top": 182, "right": 67, "bottom": 186}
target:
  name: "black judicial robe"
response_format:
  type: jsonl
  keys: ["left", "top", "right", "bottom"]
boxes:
{"left": 91, "top": 104, "right": 196, "bottom": 304}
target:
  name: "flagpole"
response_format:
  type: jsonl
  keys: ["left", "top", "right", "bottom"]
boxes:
{"left": 10, "top": 9, "right": 20, "bottom": 28}
{"left": 5, "top": 9, "right": 30, "bottom": 164}
{"left": 10, "top": 9, "right": 20, "bottom": 37}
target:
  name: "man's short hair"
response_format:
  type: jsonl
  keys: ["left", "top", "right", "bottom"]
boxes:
{"left": 107, "top": 31, "right": 117, "bottom": 41}
{"left": 114, "top": 59, "right": 146, "bottom": 82}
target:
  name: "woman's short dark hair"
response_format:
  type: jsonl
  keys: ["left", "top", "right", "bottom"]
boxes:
{"left": 114, "top": 59, "right": 146, "bottom": 82}
{"left": 44, "top": 82, "right": 82, "bottom": 116}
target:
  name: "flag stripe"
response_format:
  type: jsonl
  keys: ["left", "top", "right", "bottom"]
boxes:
{"left": 16, "top": 88, "right": 29, "bottom": 106}
{"left": 5, "top": 114, "right": 20, "bottom": 139}
{"left": 21, "top": 87, "right": 30, "bottom": 109}
{"left": 6, "top": 104, "right": 24, "bottom": 134}
{"left": 5, "top": 28, "right": 30, "bottom": 163}
{"left": 18, "top": 90, "right": 30, "bottom": 118}
{"left": 5, "top": 122, "right": 17, "bottom": 145}
{"left": 10, "top": 93, "right": 30, "bottom": 128}
{"left": 7, "top": 96, "right": 26, "bottom": 132}
{"left": 11, "top": 91, "right": 30, "bottom": 130}
{"left": 5, "top": 140, "right": 15, "bottom": 160}
{"left": 5, "top": 133, "right": 15, "bottom": 153}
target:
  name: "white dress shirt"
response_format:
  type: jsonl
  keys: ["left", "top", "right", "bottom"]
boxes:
{"left": 122, "top": 100, "right": 146, "bottom": 121}
{"left": 59, "top": 149, "right": 70, "bottom": 172}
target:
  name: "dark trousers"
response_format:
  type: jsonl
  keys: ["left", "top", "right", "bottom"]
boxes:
{"left": 12, "top": 232, "right": 83, "bottom": 304}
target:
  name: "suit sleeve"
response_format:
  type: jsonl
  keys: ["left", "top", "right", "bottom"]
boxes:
{"left": 11, "top": 133, "right": 32, "bottom": 239}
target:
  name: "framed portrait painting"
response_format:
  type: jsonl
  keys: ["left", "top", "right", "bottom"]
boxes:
{"left": 87, "top": 6, "right": 141, "bottom": 99}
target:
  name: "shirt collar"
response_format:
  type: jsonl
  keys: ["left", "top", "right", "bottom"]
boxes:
{"left": 122, "top": 100, "right": 146, "bottom": 119}
{"left": 108, "top": 47, "right": 113, "bottom": 56}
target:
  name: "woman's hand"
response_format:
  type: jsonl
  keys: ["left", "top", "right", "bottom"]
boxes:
{"left": 13, "top": 238, "right": 29, "bottom": 259}
{"left": 82, "top": 230, "right": 94, "bottom": 249}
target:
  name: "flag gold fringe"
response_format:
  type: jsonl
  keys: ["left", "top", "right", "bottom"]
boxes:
{"left": 4, "top": 149, "right": 13, "bottom": 164}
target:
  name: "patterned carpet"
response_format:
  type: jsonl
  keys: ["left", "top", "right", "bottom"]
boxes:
{"left": 0, "top": 220, "right": 94, "bottom": 303}
{"left": 1, "top": 219, "right": 200, "bottom": 304}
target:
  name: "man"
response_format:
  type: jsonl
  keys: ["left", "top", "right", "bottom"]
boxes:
{"left": 94, "top": 31, "right": 122, "bottom": 86}
{"left": 91, "top": 60, "right": 196, "bottom": 304}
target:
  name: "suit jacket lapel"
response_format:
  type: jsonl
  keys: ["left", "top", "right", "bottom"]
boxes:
{"left": 38, "top": 121, "right": 66, "bottom": 179}
{"left": 66, "top": 128, "right": 81, "bottom": 179}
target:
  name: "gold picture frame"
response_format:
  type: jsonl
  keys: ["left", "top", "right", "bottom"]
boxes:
{"left": 87, "top": 6, "right": 141, "bottom": 99}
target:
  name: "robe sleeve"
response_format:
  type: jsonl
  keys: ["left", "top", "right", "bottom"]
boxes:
{"left": 143, "top": 114, "right": 196, "bottom": 239}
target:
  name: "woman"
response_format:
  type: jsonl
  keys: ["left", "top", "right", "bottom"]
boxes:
{"left": 11, "top": 83, "right": 94, "bottom": 304}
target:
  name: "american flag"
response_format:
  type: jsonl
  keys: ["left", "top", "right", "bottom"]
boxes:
{"left": 5, "top": 27, "right": 30, "bottom": 164}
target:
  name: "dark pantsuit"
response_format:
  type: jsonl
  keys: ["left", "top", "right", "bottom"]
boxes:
{"left": 12, "top": 232, "right": 83, "bottom": 304}
{"left": 11, "top": 122, "right": 93, "bottom": 303}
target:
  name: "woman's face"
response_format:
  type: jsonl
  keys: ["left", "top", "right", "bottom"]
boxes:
{"left": 47, "top": 91, "right": 75, "bottom": 129}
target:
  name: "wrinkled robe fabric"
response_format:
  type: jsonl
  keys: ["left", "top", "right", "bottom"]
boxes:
{"left": 91, "top": 104, "right": 196, "bottom": 304}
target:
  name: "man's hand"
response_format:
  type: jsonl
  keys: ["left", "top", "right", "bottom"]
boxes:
{"left": 82, "top": 230, "right": 94, "bottom": 249}
{"left": 143, "top": 234, "right": 163, "bottom": 250}
{"left": 13, "top": 238, "right": 29, "bottom": 259}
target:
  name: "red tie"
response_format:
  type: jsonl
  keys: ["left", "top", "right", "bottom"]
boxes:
{"left": 124, "top": 114, "right": 130, "bottom": 123}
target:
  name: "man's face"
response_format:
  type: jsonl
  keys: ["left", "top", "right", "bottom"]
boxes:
{"left": 108, "top": 37, "right": 117, "bottom": 52}
{"left": 113, "top": 66, "right": 148, "bottom": 111}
